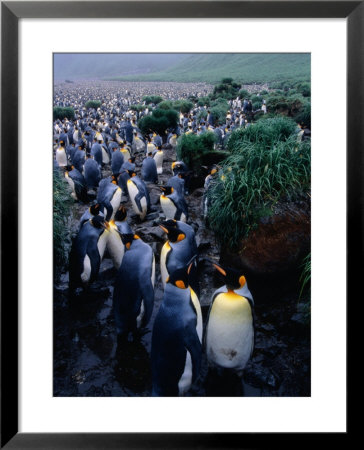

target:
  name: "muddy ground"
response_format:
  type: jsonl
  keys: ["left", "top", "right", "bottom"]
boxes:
{"left": 54, "top": 145, "right": 310, "bottom": 397}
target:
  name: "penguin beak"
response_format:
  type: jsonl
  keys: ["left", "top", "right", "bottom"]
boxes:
{"left": 159, "top": 225, "right": 168, "bottom": 234}
{"left": 213, "top": 263, "right": 227, "bottom": 276}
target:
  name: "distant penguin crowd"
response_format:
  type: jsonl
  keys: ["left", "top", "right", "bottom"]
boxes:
{"left": 54, "top": 88, "right": 256, "bottom": 397}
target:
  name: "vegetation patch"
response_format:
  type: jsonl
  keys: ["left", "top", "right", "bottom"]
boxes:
{"left": 138, "top": 107, "right": 178, "bottom": 136}
{"left": 176, "top": 131, "right": 217, "bottom": 172}
{"left": 85, "top": 100, "right": 101, "bottom": 109}
{"left": 208, "top": 118, "right": 310, "bottom": 248}
{"left": 53, "top": 107, "right": 75, "bottom": 121}
{"left": 53, "top": 168, "right": 73, "bottom": 280}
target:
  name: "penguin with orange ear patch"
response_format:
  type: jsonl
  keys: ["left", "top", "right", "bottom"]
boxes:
{"left": 160, "top": 186, "right": 188, "bottom": 222}
{"left": 64, "top": 165, "right": 88, "bottom": 203}
{"left": 159, "top": 220, "right": 199, "bottom": 296}
{"left": 151, "top": 262, "right": 202, "bottom": 396}
{"left": 127, "top": 171, "right": 151, "bottom": 221}
{"left": 96, "top": 176, "right": 122, "bottom": 222}
{"left": 205, "top": 263, "right": 254, "bottom": 375}
{"left": 113, "top": 233, "right": 155, "bottom": 341}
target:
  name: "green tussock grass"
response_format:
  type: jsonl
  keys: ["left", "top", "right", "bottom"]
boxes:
{"left": 85, "top": 100, "right": 101, "bottom": 109}
{"left": 227, "top": 117, "right": 298, "bottom": 153}
{"left": 53, "top": 107, "right": 74, "bottom": 121}
{"left": 208, "top": 118, "right": 310, "bottom": 248}
{"left": 176, "top": 131, "right": 217, "bottom": 172}
{"left": 299, "top": 252, "right": 311, "bottom": 299}
{"left": 53, "top": 168, "right": 73, "bottom": 279}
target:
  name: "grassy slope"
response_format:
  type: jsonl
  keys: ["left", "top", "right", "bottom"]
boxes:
{"left": 108, "top": 53, "right": 311, "bottom": 84}
{"left": 54, "top": 53, "right": 186, "bottom": 80}
{"left": 55, "top": 53, "right": 310, "bottom": 84}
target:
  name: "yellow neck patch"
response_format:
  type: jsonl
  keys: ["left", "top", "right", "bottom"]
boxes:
{"left": 175, "top": 280, "right": 186, "bottom": 289}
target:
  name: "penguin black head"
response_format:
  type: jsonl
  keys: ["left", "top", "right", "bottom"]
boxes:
{"left": 166, "top": 263, "right": 193, "bottom": 289}
{"left": 90, "top": 216, "right": 109, "bottom": 230}
{"left": 159, "top": 220, "right": 185, "bottom": 243}
{"left": 128, "top": 156, "right": 136, "bottom": 164}
{"left": 127, "top": 170, "right": 137, "bottom": 178}
{"left": 114, "top": 205, "right": 127, "bottom": 222}
{"left": 120, "top": 233, "right": 135, "bottom": 249}
{"left": 89, "top": 203, "right": 100, "bottom": 216}
{"left": 212, "top": 263, "right": 246, "bottom": 291}
{"left": 160, "top": 186, "right": 173, "bottom": 196}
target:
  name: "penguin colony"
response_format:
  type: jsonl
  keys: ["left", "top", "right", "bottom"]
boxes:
{"left": 54, "top": 93, "right": 256, "bottom": 397}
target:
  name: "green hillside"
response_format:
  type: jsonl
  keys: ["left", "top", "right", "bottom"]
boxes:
{"left": 54, "top": 53, "right": 186, "bottom": 80}
{"left": 108, "top": 53, "right": 310, "bottom": 84}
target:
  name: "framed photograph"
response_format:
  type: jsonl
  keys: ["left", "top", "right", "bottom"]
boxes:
{"left": 1, "top": 1, "right": 357, "bottom": 448}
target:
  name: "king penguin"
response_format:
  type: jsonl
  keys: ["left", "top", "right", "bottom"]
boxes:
{"left": 56, "top": 141, "right": 68, "bottom": 167}
{"left": 83, "top": 155, "right": 101, "bottom": 190}
{"left": 113, "top": 233, "right": 155, "bottom": 341}
{"left": 96, "top": 176, "right": 122, "bottom": 222}
{"left": 160, "top": 186, "right": 188, "bottom": 222}
{"left": 127, "top": 171, "right": 151, "bottom": 221}
{"left": 153, "top": 146, "right": 164, "bottom": 175}
{"left": 106, "top": 206, "right": 133, "bottom": 269}
{"left": 79, "top": 203, "right": 104, "bottom": 229}
{"left": 151, "top": 263, "right": 202, "bottom": 396}
{"left": 69, "top": 216, "right": 109, "bottom": 291}
{"left": 64, "top": 165, "right": 88, "bottom": 203}
{"left": 205, "top": 263, "right": 254, "bottom": 375}
{"left": 159, "top": 220, "right": 199, "bottom": 295}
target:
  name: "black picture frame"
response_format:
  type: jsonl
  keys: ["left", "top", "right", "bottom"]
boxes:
{"left": 1, "top": 1, "right": 357, "bottom": 448}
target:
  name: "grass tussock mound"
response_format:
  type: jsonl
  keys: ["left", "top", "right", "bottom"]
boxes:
{"left": 208, "top": 118, "right": 310, "bottom": 248}
{"left": 53, "top": 168, "right": 73, "bottom": 279}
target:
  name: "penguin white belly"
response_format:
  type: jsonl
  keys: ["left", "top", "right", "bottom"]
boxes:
{"left": 169, "top": 137, "right": 177, "bottom": 149}
{"left": 190, "top": 288, "right": 203, "bottom": 342}
{"left": 97, "top": 230, "right": 109, "bottom": 260}
{"left": 128, "top": 180, "right": 144, "bottom": 218}
{"left": 65, "top": 173, "right": 76, "bottom": 199}
{"left": 110, "top": 188, "right": 122, "bottom": 220}
{"left": 206, "top": 292, "right": 253, "bottom": 371}
{"left": 135, "top": 139, "right": 144, "bottom": 152}
{"left": 106, "top": 227, "right": 125, "bottom": 269}
{"left": 146, "top": 144, "right": 156, "bottom": 155}
{"left": 178, "top": 351, "right": 192, "bottom": 396}
{"left": 81, "top": 254, "right": 91, "bottom": 283}
{"left": 151, "top": 255, "right": 155, "bottom": 288}
{"left": 154, "top": 152, "right": 164, "bottom": 174}
{"left": 121, "top": 149, "right": 131, "bottom": 161}
{"left": 56, "top": 149, "right": 67, "bottom": 167}
{"left": 101, "top": 147, "right": 110, "bottom": 164}
{"left": 140, "top": 196, "right": 147, "bottom": 220}
{"left": 136, "top": 302, "right": 145, "bottom": 329}
{"left": 160, "top": 196, "right": 177, "bottom": 220}
{"left": 180, "top": 212, "right": 187, "bottom": 223}
{"left": 160, "top": 242, "right": 171, "bottom": 287}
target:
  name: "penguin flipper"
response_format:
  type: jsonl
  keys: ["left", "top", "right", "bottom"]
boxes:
{"left": 103, "top": 201, "right": 113, "bottom": 222}
{"left": 134, "top": 191, "right": 144, "bottom": 213}
{"left": 183, "top": 327, "right": 202, "bottom": 384}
